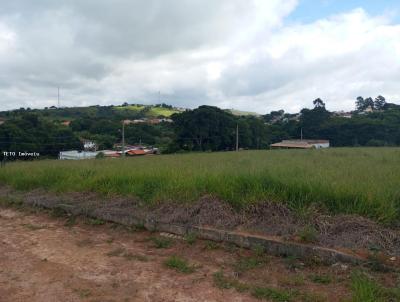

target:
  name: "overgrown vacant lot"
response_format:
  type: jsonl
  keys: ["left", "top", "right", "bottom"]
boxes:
{"left": 0, "top": 148, "right": 399, "bottom": 224}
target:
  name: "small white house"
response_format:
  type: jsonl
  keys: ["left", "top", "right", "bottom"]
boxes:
{"left": 83, "top": 140, "right": 97, "bottom": 151}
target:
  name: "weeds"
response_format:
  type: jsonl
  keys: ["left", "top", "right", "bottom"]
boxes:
{"left": 297, "top": 291, "right": 327, "bottom": 302}
{"left": 164, "top": 255, "right": 195, "bottom": 274}
{"left": 1, "top": 149, "right": 399, "bottom": 224}
{"left": 106, "top": 247, "right": 149, "bottom": 262}
{"left": 298, "top": 225, "right": 318, "bottom": 243}
{"left": 64, "top": 215, "right": 77, "bottom": 227}
{"left": 223, "top": 242, "right": 239, "bottom": 253}
{"left": 134, "top": 222, "right": 146, "bottom": 231}
{"left": 86, "top": 218, "right": 106, "bottom": 225}
{"left": 214, "top": 270, "right": 326, "bottom": 302}
{"left": 279, "top": 274, "right": 305, "bottom": 286}
{"left": 284, "top": 256, "right": 304, "bottom": 270}
{"left": 213, "top": 271, "right": 250, "bottom": 292}
{"left": 303, "top": 256, "right": 325, "bottom": 268}
{"left": 184, "top": 233, "right": 197, "bottom": 245}
{"left": 204, "top": 241, "right": 219, "bottom": 250}
{"left": 366, "top": 253, "right": 392, "bottom": 273}
{"left": 309, "top": 274, "right": 332, "bottom": 284}
{"left": 0, "top": 196, "right": 23, "bottom": 208}
{"left": 252, "top": 244, "right": 265, "bottom": 257}
{"left": 151, "top": 236, "right": 173, "bottom": 249}
{"left": 251, "top": 286, "right": 294, "bottom": 302}
{"left": 233, "top": 256, "right": 268, "bottom": 274}
{"left": 50, "top": 207, "right": 69, "bottom": 218}
{"left": 350, "top": 271, "right": 400, "bottom": 302}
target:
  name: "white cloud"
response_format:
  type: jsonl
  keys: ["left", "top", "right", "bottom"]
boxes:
{"left": 266, "top": 9, "right": 391, "bottom": 60}
{"left": 0, "top": 2, "right": 399, "bottom": 113}
{"left": 216, "top": 9, "right": 400, "bottom": 112}
{"left": 0, "top": 22, "right": 15, "bottom": 57}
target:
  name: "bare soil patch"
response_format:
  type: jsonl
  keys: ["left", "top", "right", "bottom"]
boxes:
{"left": 0, "top": 205, "right": 373, "bottom": 302}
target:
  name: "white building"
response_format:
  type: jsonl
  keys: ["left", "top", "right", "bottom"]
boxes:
{"left": 83, "top": 140, "right": 97, "bottom": 151}
{"left": 270, "top": 140, "right": 330, "bottom": 149}
{"left": 59, "top": 150, "right": 99, "bottom": 160}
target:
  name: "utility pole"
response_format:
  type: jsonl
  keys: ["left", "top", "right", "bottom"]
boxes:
{"left": 236, "top": 123, "right": 239, "bottom": 152}
{"left": 57, "top": 87, "right": 60, "bottom": 108}
{"left": 122, "top": 120, "right": 125, "bottom": 157}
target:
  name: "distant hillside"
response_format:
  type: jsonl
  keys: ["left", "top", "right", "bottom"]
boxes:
{"left": 0, "top": 103, "right": 185, "bottom": 121}
{"left": 0, "top": 103, "right": 261, "bottom": 120}
{"left": 114, "top": 104, "right": 182, "bottom": 117}
{"left": 225, "top": 109, "right": 261, "bottom": 117}
{"left": 2, "top": 100, "right": 400, "bottom": 159}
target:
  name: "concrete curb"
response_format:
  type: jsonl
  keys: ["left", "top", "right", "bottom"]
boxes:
{"left": 23, "top": 199, "right": 366, "bottom": 266}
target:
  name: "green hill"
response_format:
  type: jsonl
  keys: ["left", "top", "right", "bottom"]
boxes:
{"left": 225, "top": 109, "right": 261, "bottom": 117}
{"left": 0, "top": 103, "right": 184, "bottom": 121}
{"left": 114, "top": 104, "right": 181, "bottom": 117}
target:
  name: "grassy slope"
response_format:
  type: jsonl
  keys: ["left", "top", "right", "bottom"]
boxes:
{"left": 226, "top": 109, "right": 261, "bottom": 116}
{"left": 114, "top": 105, "right": 180, "bottom": 117}
{"left": 148, "top": 107, "right": 180, "bottom": 117}
{"left": 114, "top": 105, "right": 145, "bottom": 112}
{"left": 0, "top": 148, "right": 399, "bottom": 223}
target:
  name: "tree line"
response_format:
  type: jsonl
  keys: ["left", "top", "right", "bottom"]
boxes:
{"left": 0, "top": 96, "right": 399, "bottom": 158}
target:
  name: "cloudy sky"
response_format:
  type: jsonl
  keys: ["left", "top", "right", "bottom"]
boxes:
{"left": 0, "top": 0, "right": 399, "bottom": 113}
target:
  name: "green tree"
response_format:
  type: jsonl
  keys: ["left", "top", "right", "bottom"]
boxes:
{"left": 300, "top": 100, "right": 331, "bottom": 138}
{"left": 313, "top": 98, "right": 325, "bottom": 108}
{"left": 374, "top": 95, "right": 386, "bottom": 110}
{"left": 0, "top": 113, "right": 82, "bottom": 157}
{"left": 364, "top": 97, "right": 374, "bottom": 110}
{"left": 172, "top": 106, "right": 237, "bottom": 151}
{"left": 356, "top": 96, "right": 366, "bottom": 111}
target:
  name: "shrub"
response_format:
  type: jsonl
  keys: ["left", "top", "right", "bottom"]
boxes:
{"left": 164, "top": 255, "right": 195, "bottom": 273}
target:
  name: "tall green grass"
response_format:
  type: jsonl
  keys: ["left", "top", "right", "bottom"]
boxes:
{"left": 351, "top": 272, "right": 400, "bottom": 301}
{"left": 0, "top": 148, "right": 399, "bottom": 224}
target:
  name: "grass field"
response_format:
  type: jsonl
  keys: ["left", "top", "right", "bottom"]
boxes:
{"left": 226, "top": 109, "right": 261, "bottom": 116}
{"left": 114, "top": 105, "right": 180, "bottom": 117}
{"left": 114, "top": 104, "right": 145, "bottom": 112}
{"left": 0, "top": 148, "right": 399, "bottom": 224}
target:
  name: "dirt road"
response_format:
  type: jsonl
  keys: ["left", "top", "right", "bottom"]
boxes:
{"left": 0, "top": 206, "right": 258, "bottom": 302}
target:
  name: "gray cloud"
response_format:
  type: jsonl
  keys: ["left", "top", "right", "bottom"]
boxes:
{"left": 0, "top": 2, "right": 399, "bottom": 113}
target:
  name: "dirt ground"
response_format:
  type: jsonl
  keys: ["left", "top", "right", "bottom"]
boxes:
{"left": 0, "top": 205, "right": 398, "bottom": 302}
{"left": 0, "top": 206, "right": 327, "bottom": 301}
{"left": 1, "top": 186, "right": 400, "bottom": 257}
{"left": 2, "top": 186, "right": 398, "bottom": 256}
{"left": 0, "top": 206, "right": 255, "bottom": 302}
